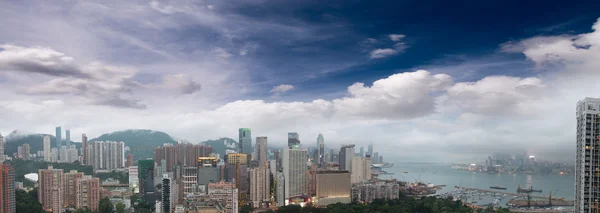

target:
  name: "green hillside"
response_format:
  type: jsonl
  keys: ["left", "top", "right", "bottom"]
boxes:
{"left": 90, "top": 129, "right": 176, "bottom": 160}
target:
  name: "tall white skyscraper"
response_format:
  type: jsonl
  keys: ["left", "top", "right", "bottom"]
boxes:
{"left": 283, "top": 147, "right": 307, "bottom": 204}
{"left": 249, "top": 165, "right": 270, "bottom": 208}
{"left": 65, "top": 129, "right": 71, "bottom": 147}
{"left": 43, "top": 136, "right": 51, "bottom": 162}
{"left": 576, "top": 97, "right": 600, "bottom": 212}
{"left": 317, "top": 133, "right": 324, "bottom": 167}
{"left": 0, "top": 133, "right": 4, "bottom": 163}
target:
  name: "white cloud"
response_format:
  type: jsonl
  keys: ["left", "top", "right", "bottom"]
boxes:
{"left": 214, "top": 47, "right": 232, "bottom": 59}
{"left": 388, "top": 34, "right": 405, "bottom": 42}
{"left": 270, "top": 84, "right": 295, "bottom": 94}
{"left": 161, "top": 74, "right": 202, "bottom": 95}
{"left": 369, "top": 48, "right": 398, "bottom": 59}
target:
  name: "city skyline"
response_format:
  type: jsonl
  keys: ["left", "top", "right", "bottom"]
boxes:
{"left": 1, "top": 1, "right": 600, "bottom": 163}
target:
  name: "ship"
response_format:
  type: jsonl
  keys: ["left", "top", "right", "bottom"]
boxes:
{"left": 490, "top": 186, "right": 507, "bottom": 190}
{"left": 382, "top": 162, "right": 394, "bottom": 168}
{"left": 516, "top": 184, "right": 542, "bottom": 193}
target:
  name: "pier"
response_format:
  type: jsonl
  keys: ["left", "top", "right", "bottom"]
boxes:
{"left": 455, "top": 186, "right": 568, "bottom": 201}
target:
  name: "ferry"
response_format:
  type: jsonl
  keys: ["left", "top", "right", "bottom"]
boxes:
{"left": 489, "top": 186, "right": 507, "bottom": 190}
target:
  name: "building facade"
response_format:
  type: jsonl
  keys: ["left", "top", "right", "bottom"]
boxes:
{"left": 55, "top": 126, "right": 62, "bottom": 149}
{"left": 88, "top": 141, "right": 125, "bottom": 171}
{"left": 239, "top": 128, "right": 252, "bottom": 158}
{"left": 22, "top": 143, "right": 30, "bottom": 160}
{"left": 138, "top": 159, "right": 155, "bottom": 203}
{"left": 44, "top": 135, "right": 51, "bottom": 162}
{"left": 315, "top": 170, "right": 351, "bottom": 207}
{"left": 82, "top": 134, "right": 88, "bottom": 165}
{"left": 287, "top": 133, "right": 300, "bottom": 149}
{"left": 351, "top": 156, "right": 372, "bottom": 183}
{"left": 255, "top": 137, "right": 268, "bottom": 165}
{"left": 339, "top": 145, "right": 355, "bottom": 173}
{"left": 39, "top": 165, "right": 64, "bottom": 213}
{"left": 249, "top": 166, "right": 270, "bottom": 208}
{"left": 317, "top": 134, "right": 324, "bottom": 167}
{"left": 351, "top": 181, "right": 400, "bottom": 203}
{"left": 226, "top": 153, "right": 247, "bottom": 165}
{"left": 0, "top": 164, "right": 16, "bottom": 213}
{"left": 576, "top": 97, "right": 600, "bottom": 212}
{"left": 208, "top": 181, "right": 238, "bottom": 213}
{"left": 64, "top": 170, "right": 84, "bottom": 207}
{"left": 283, "top": 148, "right": 307, "bottom": 203}
{"left": 75, "top": 175, "right": 100, "bottom": 211}
{"left": 0, "top": 134, "right": 5, "bottom": 163}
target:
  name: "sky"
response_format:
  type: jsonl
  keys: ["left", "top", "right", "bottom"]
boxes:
{"left": 1, "top": 0, "right": 600, "bottom": 163}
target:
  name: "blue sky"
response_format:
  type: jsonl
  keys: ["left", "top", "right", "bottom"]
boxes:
{"left": 1, "top": 0, "right": 600, "bottom": 162}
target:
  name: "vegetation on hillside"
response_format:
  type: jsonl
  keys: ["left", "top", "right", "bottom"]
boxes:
{"left": 9, "top": 159, "right": 93, "bottom": 182}
{"left": 16, "top": 188, "right": 48, "bottom": 213}
{"left": 4, "top": 133, "right": 80, "bottom": 155}
{"left": 90, "top": 129, "right": 176, "bottom": 160}
{"left": 274, "top": 196, "right": 511, "bottom": 213}
{"left": 201, "top": 137, "right": 237, "bottom": 157}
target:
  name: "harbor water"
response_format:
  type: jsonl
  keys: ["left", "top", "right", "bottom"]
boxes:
{"left": 386, "top": 162, "right": 574, "bottom": 201}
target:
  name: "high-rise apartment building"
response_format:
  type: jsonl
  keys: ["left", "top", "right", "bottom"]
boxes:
{"left": 317, "top": 134, "right": 324, "bottom": 167}
{"left": 182, "top": 167, "right": 197, "bottom": 195}
{"left": 154, "top": 143, "right": 213, "bottom": 172}
{"left": 339, "top": 145, "right": 355, "bottom": 173}
{"left": 367, "top": 143, "right": 373, "bottom": 157}
{"left": 88, "top": 141, "right": 125, "bottom": 171}
{"left": 139, "top": 159, "right": 155, "bottom": 203}
{"left": 255, "top": 137, "right": 268, "bottom": 165}
{"left": 208, "top": 181, "right": 238, "bottom": 213}
{"left": 283, "top": 147, "right": 307, "bottom": 204}
{"left": 249, "top": 165, "right": 270, "bottom": 208}
{"left": 576, "top": 97, "right": 600, "bottom": 212}
{"left": 0, "top": 164, "right": 16, "bottom": 213}
{"left": 22, "top": 143, "right": 30, "bottom": 160}
{"left": 64, "top": 170, "right": 84, "bottom": 207}
{"left": 351, "top": 156, "right": 371, "bottom": 183}
{"left": 65, "top": 129, "right": 70, "bottom": 147}
{"left": 39, "top": 165, "right": 64, "bottom": 213}
{"left": 82, "top": 134, "right": 88, "bottom": 165}
{"left": 239, "top": 128, "right": 252, "bottom": 158}
{"left": 351, "top": 181, "right": 400, "bottom": 203}
{"left": 44, "top": 135, "right": 51, "bottom": 162}
{"left": 55, "top": 126, "right": 62, "bottom": 149}
{"left": 0, "top": 134, "right": 5, "bottom": 163}
{"left": 372, "top": 152, "right": 379, "bottom": 164}
{"left": 75, "top": 175, "right": 100, "bottom": 211}
{"left": 287, "top": 133, "right": 300, "bottom": 149}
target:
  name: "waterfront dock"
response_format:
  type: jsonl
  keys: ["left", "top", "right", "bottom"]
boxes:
{"left": 455, "top": 186, "right": 568, "bottom": 201}
{"left": 508, "top": 199, "right": 573, "bottom": 207}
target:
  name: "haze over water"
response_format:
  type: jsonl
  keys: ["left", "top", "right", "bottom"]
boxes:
{"left": 388, "top": 162, "right": 574, "bottom": 200}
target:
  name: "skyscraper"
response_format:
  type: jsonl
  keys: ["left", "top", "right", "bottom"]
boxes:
{"left": 283, "top": 147, "right": 307, "bottom": 203}
{"left": 249, "top": 161, "right": 270, "bottom": 208}
{"left": 39, "top": 165, "right": 64, "bottom": 213}
{"left": 162, "top": 174, "right": 173, "bottom": 213}
{"left": 359, "top": 147, "right": 364, "bottom": 157}
{"left": 22, "top": 143, "right": 30, "bottom": 160}
{"left": 367, "top": 143, "right": 373, "bottom": 157}
{"left": 139, "top": 160, "right": 155, "bottom": 203}
{"left": 82, "top": 134, "right": 88, "bottom": 165}
{"left": 0, "top": 163, "right": 16, "bottom": 213}
{"left": 239, "top": 128, "right": 252, "bottom": 158}
{"left": 43, "top": 136, "right": 51, "bottom": 162}
{"left": 75, "top": 175, "right": 100, "bottom": 211}
{"left": 339, "top": 145, "right": 355, "bottom": 173}
{"left": 64, "top": 170, "right": 84, "bottom": 207}
{"left": 55, "top": 126, "right": 62, "bottom": 149}
{"left": 372, "top": 152, "right": 379, "bottom": 164}
{"left": 255, "top": 136, "right": 268, "bottom": 165}
{"left": 65, "top": 129, "right": 71, "bottom": 147}
{"left": 89, "top": 141, "right": 125, "bottom": 171}
{"left": 287, "top": 133, "right": 300, "bottom": 149}
{"left": 0, "top": 134, "right": 5, "bottom": 163}
{"left": 576, "top": 97, "right": 600, "bottom": 212}
{"left": 317, "top": 133, "right": 324, "bottom": 167}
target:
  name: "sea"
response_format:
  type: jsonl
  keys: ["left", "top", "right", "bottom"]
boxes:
{"left": 385, "top": 162, "right": 574, "bottom": 201}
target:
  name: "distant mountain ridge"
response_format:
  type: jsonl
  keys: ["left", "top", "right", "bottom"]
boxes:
{"left": 200, "top": 137, "right": 238, "bottom": 157}
{"left": 2, "top": 130, "right": 78, "bottom": 156}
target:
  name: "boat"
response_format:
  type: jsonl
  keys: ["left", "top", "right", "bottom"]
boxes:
{"left": 490, "top": 186, "right": 507, "bottom": 190}
{"left": 382, "top": 162, "right": 394, "bottom": 168}
{"left": 516, "top": 185, "right": 542, "bottom": 193}
{"left": 402, "top": 171, "right": 408, "bottom": 174}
